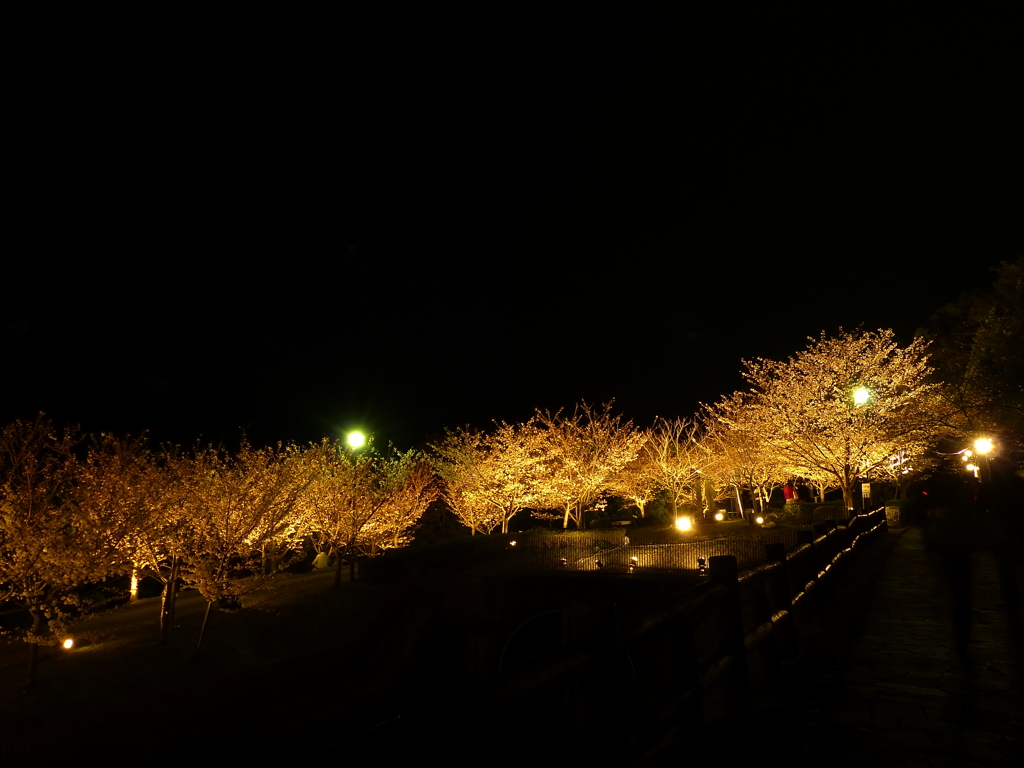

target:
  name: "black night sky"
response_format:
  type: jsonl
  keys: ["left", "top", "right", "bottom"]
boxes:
{"left": 6, "top": 15, "right": 1022, "bottom": 451}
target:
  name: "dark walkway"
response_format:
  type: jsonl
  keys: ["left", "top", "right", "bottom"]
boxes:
{"left": 726, "top": 526, "right": 1024, "bottom": 767}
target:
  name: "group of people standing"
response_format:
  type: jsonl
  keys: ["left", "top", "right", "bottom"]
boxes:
{"left": 782, "top": 478, "right": 813, "bottom": 503}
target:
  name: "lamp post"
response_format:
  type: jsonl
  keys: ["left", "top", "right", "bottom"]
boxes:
{"left": 848, "top": 385, "right": 874, "bottom": 512}
{"left": 335, "top": 430, "right": 367, "bottom": 588}
{"left": 973, "top": 437, "right": 994, "bottom": 483}
{"left": 956, "top": 437, "right": 994, "bottom": 481}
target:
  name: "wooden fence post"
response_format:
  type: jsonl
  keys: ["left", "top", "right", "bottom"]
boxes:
{"left": 709, "top": 555, "right": 751, "bottom": 721}
{"left": 764, "top": 542, "right": 799, "bottom": 661}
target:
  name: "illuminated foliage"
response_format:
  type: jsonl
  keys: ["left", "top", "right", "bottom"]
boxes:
{"left": 644, "top": 416, "right": 716, "bottom": 518}
{"left": 704, "top": 395, "right": 789, "bottom": 512}
{"left": 533, "top": 402, "right": 647, "bottom": 530}
{"left": 299, "top": 439, "right": 436, "bottom": 583}
{"left": 357, "top": 448, "right": 439, "bottom": 553}
{"left": 431, "top": 422, "right": 545, "bottom": 534}
{"left": 609, "top": 444, "right": 660, "bottom": 518}
{"left": 734, "top": 328, "right": 945, "bottom": 510}
{"left": 178, "top": 440, "right": 313, "bottom": 649}
{"left": 0, "top": 416, "right": 130, "bottom": 684}
{"left": 76, "top": 434, "right": 189, "bottom": 644}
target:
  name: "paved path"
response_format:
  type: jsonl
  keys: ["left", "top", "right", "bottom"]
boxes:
{"left": 731, "top": 526, "right": 1024, "bottom": 767}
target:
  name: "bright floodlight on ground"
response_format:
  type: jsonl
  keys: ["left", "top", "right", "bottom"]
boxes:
{"left": 346, "top": 431, "right": 366, "bottom": 450}
{"left": 714, "top": 511, "right": 724, "bottom": 521}
{"left": 62, "top": 638, "right": 74, "bottom": 650}
{"left": 675, "top": 516, "right": 692, "bottom": 532}
{"left": 755, "top": 516, "right": 764, "bottom": 524}
{"left": 974, "top": 437, "right": 994, "bottom": 455}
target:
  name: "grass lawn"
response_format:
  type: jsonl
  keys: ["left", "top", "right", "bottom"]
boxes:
{"left": 0, "top": 569, "right": 395, "bottom": 756}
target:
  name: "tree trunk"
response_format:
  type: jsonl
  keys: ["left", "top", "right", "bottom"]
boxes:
{"left": 196, "top": 600, "right": 214, "bottom": 655}
{"left": 159, "top": 558, "right": 180, "bottom": 645}
{"left": 842, "top": 483, "right": 855, "bottom": 512}
{"left": 26, "top": 607, "right": 44, "bottom": 687}
{"left": 347, "top": 536, "right": 358, "bottom": 583}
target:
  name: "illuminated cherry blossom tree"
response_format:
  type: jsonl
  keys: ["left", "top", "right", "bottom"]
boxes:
{"left": 431, "top": 422, "right": 545, "bottom": 534}
{"left": 358, "top": 450, "right": 438, "bottom": 552}
{"left": 533, "top": 402, "right": 647, "bottom": 530}
{"left": 299, "top": 439, "right": 436, "bottom": 583}
{"left": 179, "top": 440, "right": 312, "bottom": 650}
{"left": 609, "top": 443, "right": 660, "bottom": 518}
{"left": 704, "top": 394, "right": 789, "bottom": 512}
{"left": 0, "top": 416, "right": 130, "bottom": 684}
{"left": 76, "top": 433, "right": 190, "bottom": 644}
{"left": 644, "top": 416, "right": 716, "bottom": 519}
{"left": 736, "top": 328, "right": 945, "bottom": 510}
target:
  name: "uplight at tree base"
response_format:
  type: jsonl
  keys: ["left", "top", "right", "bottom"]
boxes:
{"left": 62, "top": 638, "right": 74, "bottom": 650}
{"left": 675, "top": 516, "right": 693, "bottom": 532}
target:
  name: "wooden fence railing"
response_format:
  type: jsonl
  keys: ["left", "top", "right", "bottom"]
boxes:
{"left": 362, "top": 508, "right": 889, "bottom": 765}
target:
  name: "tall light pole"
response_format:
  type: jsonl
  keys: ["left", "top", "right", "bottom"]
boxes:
{"left": 335, "top": 430, "right": 367, "bottom": 588}
{"left": 848, "top": 385, "right": 874, "bottom": 512}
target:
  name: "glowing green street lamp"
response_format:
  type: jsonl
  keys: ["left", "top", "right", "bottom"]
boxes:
{"left": 852, "top": 386, "right": 872, "bottom": 406}
{"left": 335, "top": 430, "right": 368, "bottom": 588}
